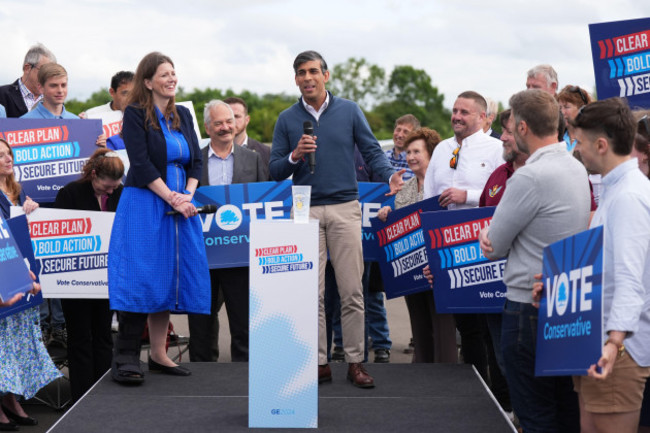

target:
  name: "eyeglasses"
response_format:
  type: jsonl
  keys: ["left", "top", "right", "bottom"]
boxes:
{"left": 449, "top": 145, "right": 461, "bottom": 169}
{"left": 568, "top": 86, "right": 588, "bottom": 105}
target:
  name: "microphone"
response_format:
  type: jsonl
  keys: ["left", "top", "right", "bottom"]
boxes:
{"left": 166, "top": 204, "right": 217, "bottom": 216}
{"left": 303, "top": 121, "right": 315, "bottom": 174}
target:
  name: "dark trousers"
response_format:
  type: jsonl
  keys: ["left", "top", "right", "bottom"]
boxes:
{"left": 485, "top": 313, "right": 511, "bottom": 412}
{"left": 502, "top": 300, "right": 579, "bottom": 433}
{"left": 188, "top": 267, "right": 249, "bottom": 362}
{"left": 61, "top": 298, "right": 113, "bottom": 402}
{"left": 405, "top": 289, "right": 457, "bottom": 363}
{"left": 454, "top": 313, "right": 489, "bottom": 381}
{"left": 113, "top": 311, "right": 148, "bottom": 374}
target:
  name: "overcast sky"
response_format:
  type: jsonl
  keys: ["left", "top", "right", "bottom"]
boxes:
{"left": 1, "top": 0, "right": 649, "bottom": 110}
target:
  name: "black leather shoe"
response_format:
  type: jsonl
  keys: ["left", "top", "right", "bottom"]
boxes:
{"left": 0, "top": 420, "right": 18, "bottom": 431}
{"left": 331, "top": 347, "right": 345, "bottom": 362}
{"left": 374, "top": 349, "right": 390, "bottom": 363}
{"left": 2, "top": 405, "right": 37, "bottom": 426}
{"left": 148, "top": 357, "right": 191, "bottom": 376}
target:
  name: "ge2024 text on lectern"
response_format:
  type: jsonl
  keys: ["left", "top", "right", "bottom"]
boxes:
{"left": 249, "top": 219, "right": 318, "bottom": 428}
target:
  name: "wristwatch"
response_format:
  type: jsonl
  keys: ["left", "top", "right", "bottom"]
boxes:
{"left": 604, "top": 338, "right": 626, "bottom": 358}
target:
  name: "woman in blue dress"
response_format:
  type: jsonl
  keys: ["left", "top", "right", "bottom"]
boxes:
{"left": 1, "top": 138, "right": 61, "bottom": 430}
{"left": 109, "top": 52, "right": 210, "bottom": 384}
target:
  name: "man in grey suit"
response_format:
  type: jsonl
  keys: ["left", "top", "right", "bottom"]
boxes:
{"left": 0, "top": 43, "right": 56, "bottom": 117}
{"left": 224, "top": 96, "right": 271, "bottom": 171}
{"left": 188, "top": 100, "right": 269, "bottom": 362}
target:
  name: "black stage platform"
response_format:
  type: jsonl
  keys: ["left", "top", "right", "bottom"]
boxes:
{"left": 47, "top": 363, "right": 515, "bottom": 432}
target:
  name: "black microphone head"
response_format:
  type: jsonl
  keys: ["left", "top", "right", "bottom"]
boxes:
{"left": 303, "top": 121, "right": 314, "bottom": 135}
{"left": 200, "top": 204, "right": 218, "bottom": 214}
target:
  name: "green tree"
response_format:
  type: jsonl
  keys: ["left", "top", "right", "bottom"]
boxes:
{"left": 373, "top": 65, "right": 452, "bottom": 138}
{"left": 65, "top": 88, "right": 111, "bottom": 115}
{"left": 328, "top": 57, "right": 385, "bottom": 110}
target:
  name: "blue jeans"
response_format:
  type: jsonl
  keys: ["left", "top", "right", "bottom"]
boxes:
{"left": 40, "top": 298, "right": 65, "bottom": 329}
{"left": 501, "top": 299, "right": 579, "bottom": 433}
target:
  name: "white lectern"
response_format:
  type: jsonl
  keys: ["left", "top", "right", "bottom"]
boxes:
{"left": 248, "top": 220, "right": 318, "bottom": 428}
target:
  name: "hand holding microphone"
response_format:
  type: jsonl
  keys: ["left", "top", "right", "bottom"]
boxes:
{"left": 303, "top": 121, "right": 316, "bottom": 174}
{"left": 166, "top": 204, "right": 218, "bottom": 217}
{"left": 291, "top": 121, "right": 317, "bottom": 174}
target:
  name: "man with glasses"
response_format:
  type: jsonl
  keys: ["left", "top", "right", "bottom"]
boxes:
{"left": 0, "top": 43, "right": 56, "bottom": 117}
{"left": 423, "top": 91, "right": 503, "bottom": 381}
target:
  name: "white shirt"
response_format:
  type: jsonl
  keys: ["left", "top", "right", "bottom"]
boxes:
{"left": 85, "top": 101, "right": 118, "bottom": 117}
{"left": 289, "top": 93, "right": 330, "bottom": 164}
{"left": 301, "top": 93, "right": 330, "bottom": 122}
{"left": 423, "top": 129, "right": 504, "bottom": 208}
{"left": 590, "top": 158, "right": 650, "bottom": 366}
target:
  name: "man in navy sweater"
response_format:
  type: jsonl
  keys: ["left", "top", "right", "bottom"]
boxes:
{"left": 270, "top": 50, "right": 404, "bottom": 388}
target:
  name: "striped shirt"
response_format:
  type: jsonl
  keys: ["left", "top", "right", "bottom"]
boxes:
{"left": 18, "top": 78, "right": 42, "bottom": 111}
{"left": 385, "top": 148, "right": 414, "bottom": 180}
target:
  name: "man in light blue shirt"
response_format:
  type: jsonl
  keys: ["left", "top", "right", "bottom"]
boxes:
{"left": 21, "top": 63, "right": 106, "bottom": 146}
{"left": 571, "top": 98, "right": 650, "bottom": 432}
{"left": 187, "top": 100, "right": 268, "bottom": 363}
{"left": 0, "top": 104, "right": 6, "bottom": 118}
{"left": 21, "top": 63, "right": 78, "bottom": 120}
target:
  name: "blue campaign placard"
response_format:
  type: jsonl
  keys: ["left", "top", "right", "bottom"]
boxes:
{"left": 535, "top": 226, "right": 603, "bottom": 377}
{"left": 0, "top": 214, "right": 43, "bottom": 319}
{"left": 194, "top": 180, "right": 293, "bottom": 269}
{"left": 421, "top": 206, "right": 507, "bottom": 313}
{"left": 0, "top": 118, "right": 102, "bottom": 202}
{"left": 0, "top": 215, "right": 34, "bottom": 306}
{"left": 371, "top": 196, "right": 444, "bottom": 299}
{"left": 589, "top": 17, "right": 650, "bottom": 108}
{"left": 194, "top": 181, "right": 393, "bottom": 268}
{"left": 359, "top": 182, "right": 394, "bottom": 262}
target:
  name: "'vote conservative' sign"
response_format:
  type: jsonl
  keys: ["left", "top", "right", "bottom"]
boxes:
{"left": 535, "top": 226, "right": 603, "bottom": 376}
{"left": 422, "top": 206, "right": 506, "bottom": 313}
{"left": 0, "top": 118, "right": 102, "bottom": 202}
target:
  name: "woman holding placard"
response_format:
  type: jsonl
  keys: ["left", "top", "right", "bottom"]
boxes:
{"left": 0, "top": 137, "right": 60, "bottom": 430}
{"left": 376, "top": 128, "right": 457, "bottom": 364}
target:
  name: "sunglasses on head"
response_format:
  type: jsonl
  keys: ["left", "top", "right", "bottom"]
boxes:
{"left": 568, "top": 86, "right": 588, "bottom": 106}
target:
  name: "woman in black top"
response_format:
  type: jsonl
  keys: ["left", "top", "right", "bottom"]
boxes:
{"left": 54, "top": 148, "right": 124, "bottom": 402}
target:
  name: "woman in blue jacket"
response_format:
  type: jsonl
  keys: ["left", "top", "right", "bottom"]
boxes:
{"left": 108, "top": 52, "right": 210, "bottom": 385}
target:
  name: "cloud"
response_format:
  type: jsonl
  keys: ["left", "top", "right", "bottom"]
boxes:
{"left": 1, "top": 0, "right": 649, "bottom": 108}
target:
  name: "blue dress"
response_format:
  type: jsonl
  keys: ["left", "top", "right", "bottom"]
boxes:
{"left": 0, "top": 195, "right": 61, "bottom": 399}
{"left": 0, "top": 308, "right": 62, "bottom": 399}
{"left": 108, "top": 109, "right": 210, "bottom": 314}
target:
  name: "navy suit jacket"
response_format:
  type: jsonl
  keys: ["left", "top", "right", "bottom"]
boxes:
{"left": 122, "top": 104, "right": 202, "bottom": 188}
{"left": 200, "top": 143, "right": 269, "bottom": 186}
{"left": 0, "top": 79, "right": 28, "bottom": 118}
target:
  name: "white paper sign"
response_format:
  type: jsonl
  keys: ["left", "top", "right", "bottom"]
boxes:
{"left": 12, "top": 207, "right": 115, "bottom": 298}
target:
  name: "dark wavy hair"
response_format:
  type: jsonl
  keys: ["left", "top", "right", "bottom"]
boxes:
{"left": 127, "top": 52, "right": 179, "bottom": 131}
